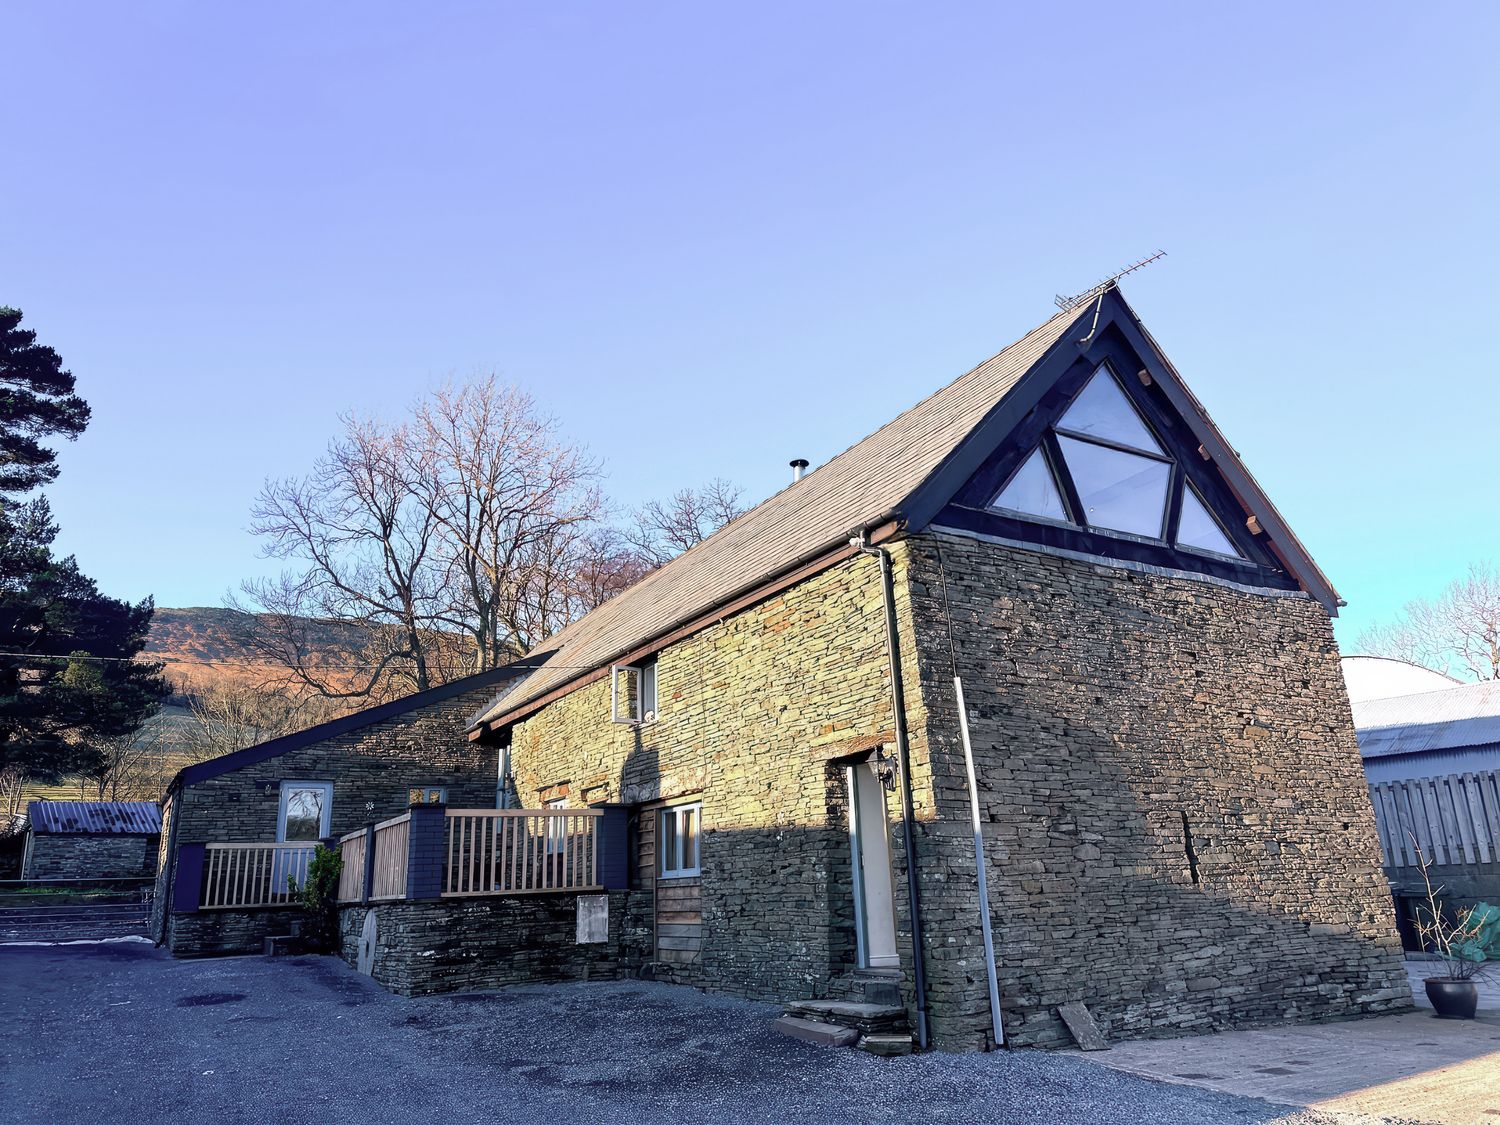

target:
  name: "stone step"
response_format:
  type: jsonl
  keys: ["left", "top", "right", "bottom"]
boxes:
{"left": 858, "top": 1033, "right": 914, "bottom": 1057}
{"left": 773, "top": 1015, "right": 860, "bottom": 1048}
{"left": 784, "top": 999, "right": 906, "bottom": 1032}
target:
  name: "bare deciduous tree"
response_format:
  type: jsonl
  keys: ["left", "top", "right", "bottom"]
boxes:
{"left": 240, "top": 416, "right": 451, "bottom": 701}
{"left": 238, "top": 376, "right": 752, "bottom": 703}
{"left": 625, "top": 477, "right": 746, "bottom": 569}
{"left": 79, "top": 720, "right": 175, "bottom": 801}
{"left": 182, "top": 683, "right": 343, "bottom": 761}
{"left": 1358, "top": 562, "right": 1500, "bottom": 682}
{"left": 0, "top": 765, "right": 25, "bottom": 824}
{"left": 412, "top": 378, "right": 610, "bottom": 670}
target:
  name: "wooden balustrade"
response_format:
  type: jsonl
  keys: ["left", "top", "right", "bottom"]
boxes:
{"left": 369, "top": 813, "right": 411, "bottom": 901}
{"left": 201, "top": 842, "right": 317, "bottom": 909}
{"left": 443, "top": 809, "right": 601, "bottom": 897}
{"left": 337, "top": 829, "right": 367, "bottom": 902}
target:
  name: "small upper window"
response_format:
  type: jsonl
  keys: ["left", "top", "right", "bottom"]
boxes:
{"left": 611, "top": 656, "right": 659, "bottom": 724}
{"left": 408, "top": 786, "right": 446, "bottom": 806}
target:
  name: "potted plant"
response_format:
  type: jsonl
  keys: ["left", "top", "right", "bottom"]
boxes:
{"left": 1410, "top": 838, "right": 1499, "bottom": 1019}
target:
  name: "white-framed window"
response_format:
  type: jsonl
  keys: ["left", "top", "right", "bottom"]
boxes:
{"left": 658, "top": 802, "right": 701, "bottom": 879}
{"left": 408, "top": 786, "right": 446, "bottom": 806}
{"left": 611, "top": 655, "right": 660, "bottom": 724}
{"left": 277, "top": 781, "right": 333, "bottom": 842}
{"left": 544, "top": 795, "right": 568, "bottom": 854}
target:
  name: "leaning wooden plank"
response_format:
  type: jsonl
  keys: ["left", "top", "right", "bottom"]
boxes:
{"left": 1437, "top": 776, "right": 1470, "bottom": 864}
{"left": 1462, "top": 774, "right": 1491, "bottom": 865}
{"left": 1480, "top": 772, "right": 1500, "bottom": 859}
{"left": 1370, "top": 785, "right": 1394, "bottom": 866}
{"left": 1419, "top": 779, "right": 1448, "bottom": 865}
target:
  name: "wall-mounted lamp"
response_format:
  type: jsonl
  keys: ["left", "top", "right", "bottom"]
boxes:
{"left": 871, "top": 745, "right": 898, "bottom": 793}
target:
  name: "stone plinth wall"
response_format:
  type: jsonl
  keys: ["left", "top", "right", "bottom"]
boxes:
{"left": 24, "top": 833, "right": 157, "bottom": 880}
{"left": 166, "top": 906, "right": 301, "bottom": 957}
{"left": 902, "top": 532, "right": 1412, "bottom": 1049}
{"left": 339, "top": 893, "right": 631, "bottom": 995}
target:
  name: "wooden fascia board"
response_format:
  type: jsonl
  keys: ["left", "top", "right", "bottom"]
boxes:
{"left": 1101, "top": 293, "right": 1342, "bottom": 614}
{"left": 469, "top": 521, "right": 900, "bottom": 741}
{"left": 897, "top": 306, "right": 1094, "bottom": 533}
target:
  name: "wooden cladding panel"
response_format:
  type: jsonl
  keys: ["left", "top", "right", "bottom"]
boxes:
{"left": 655, "top": 875, "right": 702, "bottom": 964}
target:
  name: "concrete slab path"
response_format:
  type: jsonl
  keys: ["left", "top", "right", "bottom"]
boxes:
{"left": 1073, "top": 962, "right": 1500, "bottom": 1125}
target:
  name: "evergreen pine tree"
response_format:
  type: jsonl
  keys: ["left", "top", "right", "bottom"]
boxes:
{"left": 0, "top": 309, "right": 166, "bottom": 783}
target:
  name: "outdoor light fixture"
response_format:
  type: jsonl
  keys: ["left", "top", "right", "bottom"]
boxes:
{"left": 872, "top": 745, "right": 898, "bottom": 793}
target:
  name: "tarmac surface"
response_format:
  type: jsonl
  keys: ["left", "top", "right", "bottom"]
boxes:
{"left": 0, "top": 941, "right": 1444, "bottom": 1125}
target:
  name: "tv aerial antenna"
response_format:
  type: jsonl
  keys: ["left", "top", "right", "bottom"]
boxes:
{"left": 1054, "top": 250, "right": 1167, "bottom": 311}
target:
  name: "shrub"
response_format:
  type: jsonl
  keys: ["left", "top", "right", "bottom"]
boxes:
{"left": 292, "top": 844, "right": 343, "bottom": 953}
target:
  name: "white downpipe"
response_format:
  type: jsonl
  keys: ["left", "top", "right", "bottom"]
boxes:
{"left": 955, "top": 674, "right": 1005, "bottom": 1048}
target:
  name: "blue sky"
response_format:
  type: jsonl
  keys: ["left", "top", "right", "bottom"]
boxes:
{"left": 3, "top": 2, "right": 1496, "bottom": 648}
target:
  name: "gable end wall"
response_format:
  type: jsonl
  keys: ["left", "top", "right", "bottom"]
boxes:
{"left": 901, "top": 531, "right": 1409, "bottom": 1048}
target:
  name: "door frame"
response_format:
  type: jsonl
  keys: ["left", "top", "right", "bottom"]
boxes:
{"left": 846, "top": 760, "right": 900, "bottom": 969}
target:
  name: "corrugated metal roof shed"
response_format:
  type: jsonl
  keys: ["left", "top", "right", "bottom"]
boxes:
{"left": 26, "top": 800, "right": 162, "bottom": 835}
{"left": 1352, "top": 679, "right": 1500, "bottom": 759}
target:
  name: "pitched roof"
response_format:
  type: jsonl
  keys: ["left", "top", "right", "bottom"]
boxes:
{"left": 168, "top": 657, "right": 545, "bottom": 795}
{"left": 473, "top": 286, "right": 1339, "bottom": 732}
{"left": 473, "top": 302, "right": 1092, "bottom": 730}
{"left": 28, "top": 801, "right": 162, "bottom": 835}
{"left": 1352, "top": 679, "right": 1500, "bottom": 759}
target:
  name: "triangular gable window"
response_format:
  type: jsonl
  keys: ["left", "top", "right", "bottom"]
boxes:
{"left": 1055, "top": 434, "right": 1171, "bottom": 538}
{"left": 990, "top": 447, "right": 1067, "bottom": 521}
{"left": 1055, "top": 368, "right": 1163, "bottom": 454}
{"left": 986, "top": 363, "right": 1249, "bottom": 559}
{"left": 1176, "top": 482, "right": 1243, "bottom": 558}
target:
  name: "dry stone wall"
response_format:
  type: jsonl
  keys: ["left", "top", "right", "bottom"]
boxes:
{"left": 901, "top": 531, "right": 1411, "bottom": 1048}
{"left": 339, "top": 893, "right": 628, "bottom": 994}
{"left": 506, "top": 548, "right": 926, "bottom": 1006}
{"left": 24, "top": 833, "right": 156, "bottom": 880}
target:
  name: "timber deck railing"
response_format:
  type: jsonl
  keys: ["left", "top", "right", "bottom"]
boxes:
{"left": 1369, "top": 769, "right": 1500, "bottom": 868}
{"left": 336, "top": 806, "right": 612, "bottom": 904}
{"left": 200, "top": 842, "right": 317, "bottom": 909}
{"left": 443, "top": 809, "right": 600, "bottom": 896}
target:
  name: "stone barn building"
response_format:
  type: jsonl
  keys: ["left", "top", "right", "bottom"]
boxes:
{"left": 22, "top": 801, "right": 161, "bottom": 881}
{"left": 444, "top": 285, "right": 1409, "bottom": 1051}
{"left": 152, "top": 661, "right": 537, "bottom": 956}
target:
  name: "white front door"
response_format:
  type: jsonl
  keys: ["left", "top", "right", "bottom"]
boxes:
{"left": 847, "top": 761, "right": 900, "bottom": 969}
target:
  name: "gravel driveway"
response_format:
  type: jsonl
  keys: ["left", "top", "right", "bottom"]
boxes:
{"left": 0, "top": 943, "right": 1377, "bottom": 1125}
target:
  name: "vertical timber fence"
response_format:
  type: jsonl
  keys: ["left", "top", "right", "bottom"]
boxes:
{"left": 1368, "top": 770, "right": 1500, "bottom": 869}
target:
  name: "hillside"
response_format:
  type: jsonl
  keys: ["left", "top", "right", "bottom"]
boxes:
{"left": 144, "top": 607, "right": 374, "bottom": 699}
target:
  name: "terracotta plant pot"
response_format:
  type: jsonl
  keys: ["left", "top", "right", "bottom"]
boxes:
{"left": 1425, "top": 977, "right": 1478, "bottom": 1020}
